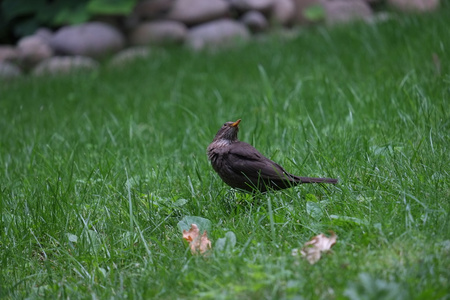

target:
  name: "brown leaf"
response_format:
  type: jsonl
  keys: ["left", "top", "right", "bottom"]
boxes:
{"left": 295, "top": 231, "right": 337, "bottom": 264}
{"left": 182, "top": 224, "right": 211, "bottom": 255}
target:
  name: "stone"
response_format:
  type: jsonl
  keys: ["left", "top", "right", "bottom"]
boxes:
{"left": 167, "top": 0, "right": 229, "bottom": 25}
{"left": 129, "top": 20, "right": 187, "bottom": 45}
{"left": 17, "top": 35, "right": 53, "bottom": 68}
{"left": 186, "top": 19, "right": 250, "bottom": 50}
{"left": 32, "top": 56, "right": 98, "bottom": 76}
{"left": 0, "top": 46, "right": 19, "bottom": 63}
{"left": 387, "top": 0, "right": 439, "bottom": 12}
{"left": 50, "top": 22, "right": 125, "bottom": 58}
{"left": 0, "top": 61, "right": 22, "bottom": 78}
{"left": 109, "top": 47, "right": 151, "bottom": 67}
{"left": 272, "top": 0, "right": 295, "bottom": 25}
{"left": 229, "top": 0, "right": 274, "bottom": 11}
{"left": 240, "top": 11, "right": 269, "bottom": 33}
{"left": 34, "top": 28, "right": 53, "bottom": 43}
{"left": 322, "top": 0, "right": 372, "bottom": 25}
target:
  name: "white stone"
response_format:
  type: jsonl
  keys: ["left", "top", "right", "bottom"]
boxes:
{"left": 322, "top": 0, "right": 372, "bottom": 25}
{"left": 17, "top": 35, "right": 53, "bottom": 68}
{"left": 272, "top": 0, "right": 295, "bottom": 25}
{"left": 130, "top": 20, "right": 187, "bottom": 45}
{"left": 50, "top": 22, "right": 124, "bottom": 58}
{"left": 240, "top": 11, "right": 269, "bottom": 32}
{"left": 109, "top": 47, "right": 151, "bottom": 67}
{"left": 168, "top": 0, "right": 230, "bottom": 25}
{"left": 186, "top": 19, "right": 250, "bottom": 50}
{"left": 387, "top": 0, "right": 439, "bottom": 12}
{"left": 32, "top": 56, "right": 98, "bottom": 76}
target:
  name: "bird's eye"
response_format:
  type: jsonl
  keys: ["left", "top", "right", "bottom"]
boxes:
{"left": 223, "top": 123, "right": 227, "bottom": 127}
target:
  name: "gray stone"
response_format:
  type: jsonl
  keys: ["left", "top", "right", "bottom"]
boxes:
{"left": 240, "top": 11, "right": 268, "bottom": 33}
{"left": 17, "top": 35, "right": 53, "bottom": 68}
{"left": 167, "top": 0, "right": 230, "bottom": 25}
{"left": 272, "top": 0, "right": 295, "bottom": 25}
{"left": 322, "top": 0, "right": 372, "bottom": 25}
{"left": 229, "top": 0, "right": 274, "bottom": 11}
{"left": 32, "top": 56, "right": 98, "bottom": 76}
{"left": 109, "top": 47, "right": 151, "bottom": 67}
{"left": 387, "top": 0, "right": 439, "bottom": 12}
{"left": 34, "top": 28, "right": 53, "bottom": 43}
{"left": 130, "top": 20, "right": 187, "bottom": 45}
{"left": 0, "top": 61, "right": 22, "bottom": 78}
{"left": 50, "top": 22, "right": 125, "bottom": 58}
{"left": 186, "top": 19, "right": 250, "bottom": 50}
{"left": 0, "top": 46, "right": 19, "bottom": 63}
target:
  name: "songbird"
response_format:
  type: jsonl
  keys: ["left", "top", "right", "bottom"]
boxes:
{"left": 207, "top": 119, "right": 338, "bottom": 193}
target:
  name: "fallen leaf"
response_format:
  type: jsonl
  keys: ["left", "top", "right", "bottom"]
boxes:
{"left": 182, "top": 224, "right": 211, "bottom": 255}
{"left": 294, "top": 231, "right": 337, "bottom": 264}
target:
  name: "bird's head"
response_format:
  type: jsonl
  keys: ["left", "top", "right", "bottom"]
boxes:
{"left": 212, "top": 119, "right": 241, "bottom": 143}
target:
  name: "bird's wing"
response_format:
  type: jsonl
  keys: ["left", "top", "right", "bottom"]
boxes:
{"left": 226, "top": 142, "right": 293, "bottom": 181}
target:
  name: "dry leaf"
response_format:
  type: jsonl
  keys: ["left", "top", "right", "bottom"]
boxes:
{"left": 295, "top": 231, "right": 337, "bottom": 264}
{"left": 182, "top": 224, "right": 211, "bottom": 255}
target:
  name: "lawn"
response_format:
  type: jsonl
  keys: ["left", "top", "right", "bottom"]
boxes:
{"left": 1, "top": 7, "right": 449, "bottom": 299}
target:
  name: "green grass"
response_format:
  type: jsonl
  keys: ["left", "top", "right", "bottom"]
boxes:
{"left": 1, "top": 8, "right": 450, "bottom": 299}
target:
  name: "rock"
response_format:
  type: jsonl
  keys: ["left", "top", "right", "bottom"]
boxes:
{"left": 387, "top": 0, "right": 439, "bottom": 12}
{"left": 50, "top": 22, "right": 125, "bottom": 58}
{"left": 0, "top": 61, "right": 22, "bottom": 78}
{"left": 32, "top": 56, "right": 98, "bottom": 76}
{"left": 110, "top": 47, "right": 151, "bottom": 67}
{"left": 229, "top": 0, "right": 274, "bottom": 11}
{"left": 322, "top": 0, "right": 372, "bottom": 25}
{"left": 186, "top": 19, "right": 250, "bottom": 50}
{"left": 291, "top": 0, "right": 323, "bottom": 24}
{"left": 240, "top": 11, "right": 269, "bottom": 33}
{"left": 34, "top": 28, "right": 53, "bottom": 43}
{"left": 129, "top": 20, "right": 187, "bottom": 45}
{"left": 133, "top": 0, "right": 175, "bottom": 19}
{"left": 0, "top": 46, "right": 19, "bottom": 63}
{"left": 17, "top": 35, "right": 53, "bottom": 69}
{"left": 167, "top": 0, "right": 230, "bottom": 25}
{"left": 272, "top": 0, "right": 295, "bottom": 25}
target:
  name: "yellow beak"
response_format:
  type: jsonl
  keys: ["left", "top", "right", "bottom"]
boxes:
{"left": 231, "top": 119, "right": 241, "bottom": 127}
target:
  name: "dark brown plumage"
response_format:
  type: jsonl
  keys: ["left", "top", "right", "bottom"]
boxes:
{"left": 207, "top": 119, "right": 338, "bottom": 193}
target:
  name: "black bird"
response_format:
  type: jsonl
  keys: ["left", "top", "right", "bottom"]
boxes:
{"left": 207, "top": 119, "right": 338, "bottom": 193}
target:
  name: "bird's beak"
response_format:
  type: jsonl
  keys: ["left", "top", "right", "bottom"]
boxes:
{"left": 231, "top": 119, "right": 241, "bottom": 127}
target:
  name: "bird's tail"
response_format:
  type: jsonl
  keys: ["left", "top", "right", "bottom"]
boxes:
{"left": 296, "top": 176, "right": 338, "bottom": 184}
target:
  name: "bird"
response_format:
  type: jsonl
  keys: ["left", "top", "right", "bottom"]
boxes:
{"left": 207, "top": 119, "right": 338, "bottom": 193}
